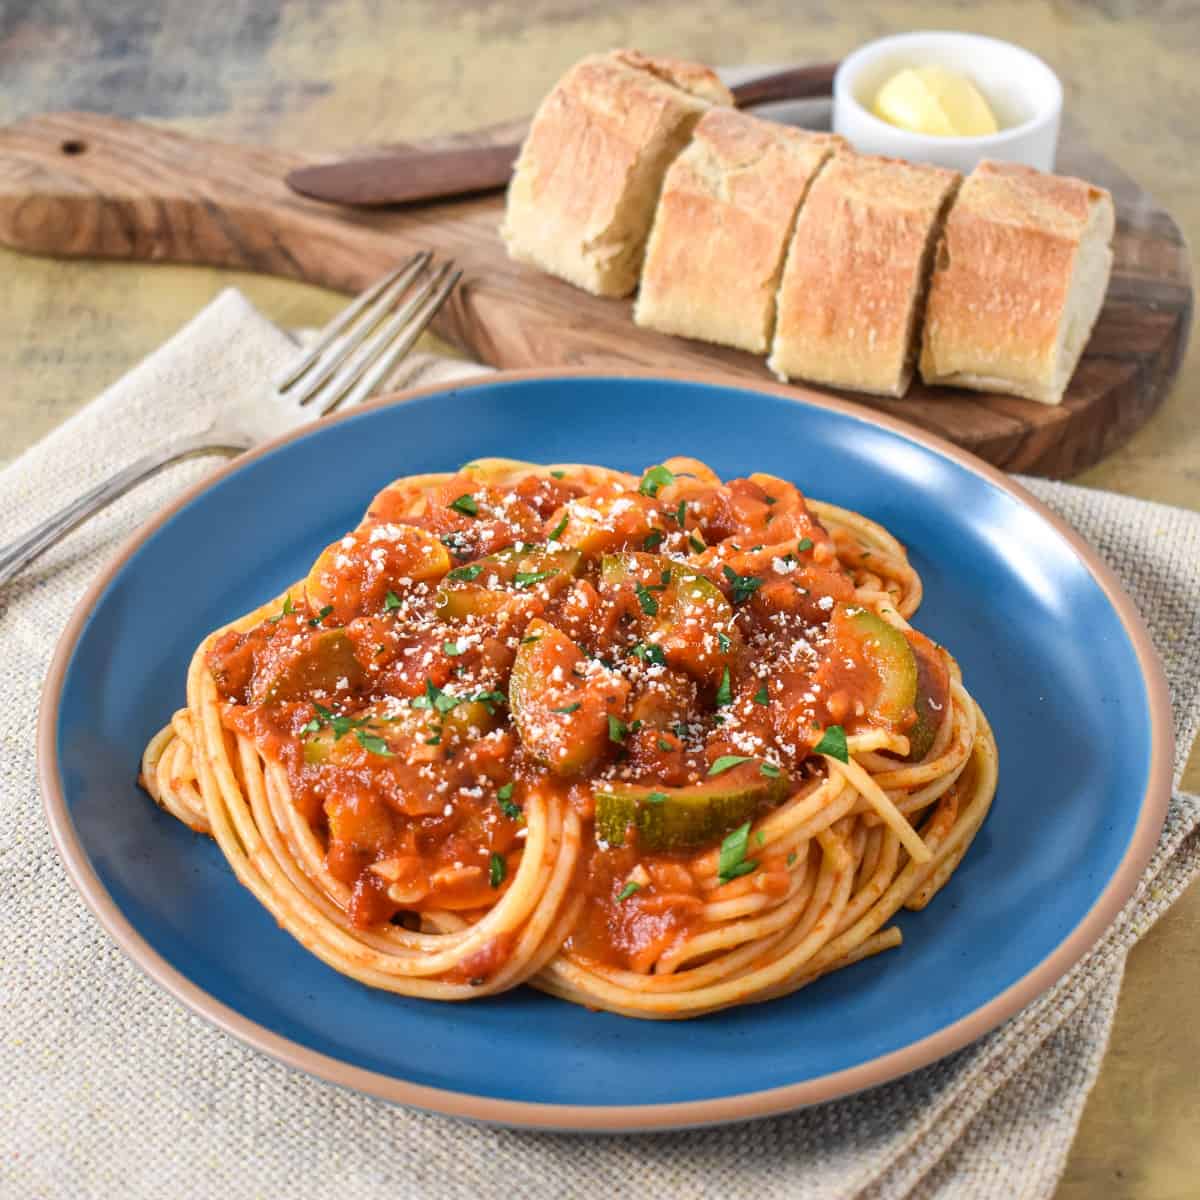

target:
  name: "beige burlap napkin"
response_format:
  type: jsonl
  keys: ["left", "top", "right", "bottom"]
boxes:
{"left": 2, "top": 291, "right": 1197, "bottom": 1200}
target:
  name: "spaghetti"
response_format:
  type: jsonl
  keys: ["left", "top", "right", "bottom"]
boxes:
{"left": 141, "top": 457, "right": 997, "bottom": 1018}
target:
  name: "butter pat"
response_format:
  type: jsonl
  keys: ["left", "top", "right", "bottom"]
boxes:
{"left": 873, "top": 66, "right": 998, "bottom": 137}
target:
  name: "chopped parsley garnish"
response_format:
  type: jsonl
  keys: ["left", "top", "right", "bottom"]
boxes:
{"left": 753, "top": 684, "right": 770, "bottom": 706}
{"left": 607, "top": 715, "right": 628, "bottom": 744}
{"left": 553, "top": 702, "right": 582, "bottom": 714}
{"left": 489, "top": 852, "right": 506, "bottom": 888}
{"left": 756, "top": 830, "right": 766, "bottom": 845}
{"left": 717, "top": 631, "right": 731, "bottom": 654}
{"left": 520, "top": 633, "right": 542, "bottom": 645}
{"left": 715, "top": 666, "right": 733, "bottom": 707}
{"left": 708, "top": 754, "right": 754, "bottom": 776}
{"left": 787, "top": 851, "right": 798, "bottom": 866}
{"left": 814, "top": 725, "right": 849, "bottom": 762}
{"left": 299, "top": 717, "right": 320, "bottom": 736}
{"left": 310, "top": 702, "right": 369, "bottom": 740}
{"left": 442, "top": 640, "right": 462, "bottom": 656}
{"left": 514, "top": 569, "right": 556, "bottom": 588}
{"left": 616, "top": 881, "right": 641, "bottom": 902}
{"left": 424, "top": 732, "right": 442, "bottom": 746}
{"left": 718, "top": 822, "right": 757, "bottom": 884}
{"left": 269, "top": 593, "right": 294, "bottom": 623}
{"left": 496, "top": 782, "right": 521, "bottom": 820}
{"left": 456, "top": 691, "right": 504, "bottom": 715}
{"left": 688, "top": 534, "right": 706, "bottom": 553}
{"left": 764, "top": 495, "right": 777, "bottom": 506}
{"left": 674, "top": 499, "right": 687, "bottom": 526}
{"left": 439, "top": 532, "right": 471, "bottom": 558}
{"left": 550, "top": 470, "right": 565, "bottom": 479}
{"left": 722, "top": 565, "right": 763, "bottom": 605}
{"left": 760, "top": 762, "right": 782, "bottom": 779}
{"left": 671, "top": 722, "right": 689, "bottom": 738}
{"left": 642, "top": 529, "right": 665, "bottom": 551}
{"left": 449, "top": 493, "right": 479, "bottom": 517}
{"left": 646, "top": 792, "right": 668, "bottom": 804}
{"left": 657, "top": 737, "right": 674, "bottom": 752}
{"left": 797, "top": 537, "right": 814, "bottom": 554}
{"left": 446, "top": 563, "right": 483, "bottom": 582}
{"left": 411, "top": 680, "right": 461, "bottom": 715}
{"left": 307, "top": 604, "right": 333, "bottom": 627}
{"left": 629, "top": 641, "right": 667, "bottom": 666}
{"left": 638, "top": 464, "right": 675, "bottom": 497}
{"left": 354, "top": 730, "right": 394, "bottom": 757}
{"left": 384, "top": 590, "right": 402, "bottom": 611}
{"left": 548, "top": 513, "right": 569, "bottom": 541}
{"left": 635, "top": 583, "right": 659, "bottom": 616}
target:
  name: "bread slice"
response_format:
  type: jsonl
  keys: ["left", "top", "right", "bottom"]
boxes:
{"left": 919, "top": 160, "right": 1115, "bottom": 405}
{"left": 768, "top": 154, "right": 961, "bottom": 396}
{"left": 501, "top": 50, "right": 733, "bottom": 298}
{"left": 633, "top": 111, "right": 844, "bottom": 353}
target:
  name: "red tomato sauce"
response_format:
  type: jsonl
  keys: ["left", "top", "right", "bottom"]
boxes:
{"left": 207, "top": 467, "right": 947, "bottom": 978}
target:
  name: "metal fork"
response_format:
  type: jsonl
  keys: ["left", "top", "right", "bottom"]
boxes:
{"left": 0, "top": 253, "right": 461, "bottom": 588}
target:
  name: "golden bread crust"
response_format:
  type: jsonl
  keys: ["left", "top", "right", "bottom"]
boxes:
{"left": 918, "top": 160, "right": 1115, "bottom": 405}
{"left": 501, "top": 51, "right": 732, "bottom": 297}
{"left": 769, "top": 153, "right": 961, "bottom": 396}
{"left": 635, "top": 110, "right": 844, "bottom": 352}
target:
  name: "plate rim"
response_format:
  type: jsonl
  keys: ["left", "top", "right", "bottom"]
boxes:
{"left": 38, "top": 366, "right": 1173, "bottom": 1132}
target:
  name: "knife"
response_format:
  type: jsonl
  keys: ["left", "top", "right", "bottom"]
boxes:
{"left": 286, "top": 61, "right": 839, "bottom": 208}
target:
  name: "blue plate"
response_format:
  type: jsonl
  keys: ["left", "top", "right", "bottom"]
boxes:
{"left": 41, "top": 371, "right": 1171, "bottom": 1130}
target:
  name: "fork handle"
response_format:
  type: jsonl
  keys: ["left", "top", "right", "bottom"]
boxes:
{"left": 0, "top": 432, "right": 251, "bottom": 588}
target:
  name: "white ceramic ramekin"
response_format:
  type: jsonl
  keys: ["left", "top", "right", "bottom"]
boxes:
{"left": 833, "top": 31, "right": 1063, "bottom": 173}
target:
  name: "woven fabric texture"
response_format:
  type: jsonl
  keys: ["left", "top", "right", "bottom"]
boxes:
{"left": 1, "top": 291, "right": 1196, "bottom": 1200}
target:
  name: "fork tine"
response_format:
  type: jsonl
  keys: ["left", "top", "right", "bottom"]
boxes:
{"left": 289, "top": 256, "right": 432, "bottom": 406}
{"left": 326, "top": 265, "right": 463, "bottom": 414}
{"left": 312, "top": 261, "right": 458, "bottom": 416}
{"left": 274, "top": 251, "right": 431, "bottom": 393}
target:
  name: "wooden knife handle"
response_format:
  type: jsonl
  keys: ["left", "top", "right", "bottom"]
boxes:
{"left": 286, "top": 62, "right": 841, "bottom": 208}
{"left": 728, "top": 61, "right": 838, "bottom": 109}
{"left": 287, "top": 140, "right": 522, "bottom": 207}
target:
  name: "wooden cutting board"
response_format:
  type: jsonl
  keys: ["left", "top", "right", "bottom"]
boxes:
{"left": 0, "top": 110, "right": 1191, "bottom": 478}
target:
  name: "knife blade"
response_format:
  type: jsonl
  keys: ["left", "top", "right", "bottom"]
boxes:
{"left": 286, "top": 62, "right": 839, "bottom": 208}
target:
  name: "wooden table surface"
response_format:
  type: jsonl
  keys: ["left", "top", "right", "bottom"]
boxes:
{"left": 2, "top": 2, "right": 1196, "bottom": 1193}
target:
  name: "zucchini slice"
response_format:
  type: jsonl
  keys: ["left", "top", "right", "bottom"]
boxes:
{"left": 595, "top": 764, "right": 789, "bottom": 850}
{"left": 436, "top": 543, "right": 583, "bottom": 621}
{"left": 255, "top": 629, "right": 364, "bottom": 704}
{"left": 510, "top": 619, "right": 627, "bottom": 775}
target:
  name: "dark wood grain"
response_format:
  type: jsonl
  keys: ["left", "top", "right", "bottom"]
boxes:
{"left": 727, "top": 61, "right": 838, "bottom": 109}
{"left": 0, "top": 110, "right": 1190, "bottom": 478}
{"left": 287, "top": 140, "right": 522, "bottom": 207}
